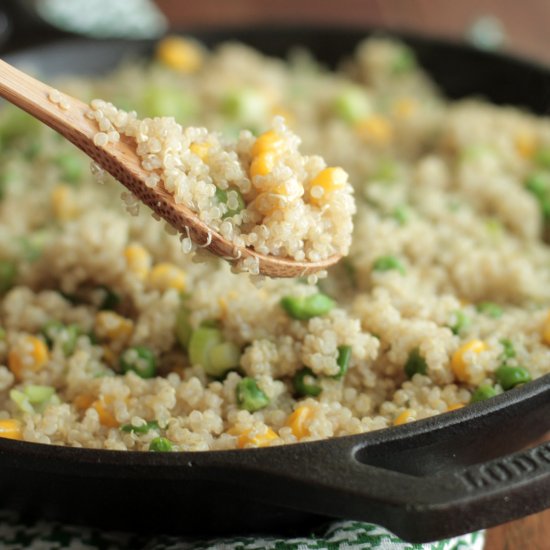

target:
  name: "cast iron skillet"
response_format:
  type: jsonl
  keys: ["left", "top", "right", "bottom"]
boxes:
{"left": 3, "top": 27, "right": 550, "bottom": 544}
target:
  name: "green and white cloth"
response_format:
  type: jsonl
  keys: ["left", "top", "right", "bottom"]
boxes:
{"left": 0, "top": 514, "right": 484, "bottom": 550}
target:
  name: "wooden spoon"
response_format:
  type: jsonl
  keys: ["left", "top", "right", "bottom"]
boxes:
{"left": 0, "top": 59, "right": 341, "bottom": 278}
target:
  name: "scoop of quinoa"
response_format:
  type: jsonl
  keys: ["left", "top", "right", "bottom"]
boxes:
{"left": 88, "top": 100, "right": 355, "bottom": 268}
{"left": 0, "top": 36, "right": 550, "bottom": 451}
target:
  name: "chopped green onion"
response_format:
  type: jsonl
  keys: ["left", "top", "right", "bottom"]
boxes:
{"left": 404, "top": 348, "right": 428, "bottom": 378}
{"left": 0, "top": 106, "right": 39, "bottom": 147}
{"left": 55, "top": 152, "right": 84, "bottom": 185}
{"left": 142, "top": 87, "right": 197, "bottom": 121}
{"left": 175, "top": 305, "right": 192, "bottom": 348}
{"left": 470, "top": 384, "right": 498, "bottom": 403}
{"left": 215, "top": 187, "right": 246, "bottom": 218}
{"left": 208, "top": 341, "right": 241, "bottom": 377}
{"left": 333, "top": 345, "right": 352, "bottom": 380}
{"left": 98, "top": 286, "right": 121, "bottom": 310}
{"left": 236, "top": 377, "right": 270, "bottom": 412}
{"left": 391, "top": 46, "right": 417, "bottom": 74}
{"left": 372, "top": 159, "right": 398, "bottom": 183}
{"left": 535, "top": 148, "right": 550, "bottom": 169}
{"left": 391, "top": 205, "right": 410, "bottom": 226}
{"left": 450, "top": 310, "right": 471, "bottom": 335}
{"left": 24, "top": 385, "right": 55, "bottom": 404}
{"left": 221, "top": 88, "right": 268, "bottom": 123}
{"left": 342, "top": 258, "right": 357, "bottom": 288}
{"left": 149, "top": 437, "right": 173, "bottom": 452}
{"left": 525, "top": 172, "right": 550, "bottom": 220}
{"left": 120, "top": 346, "right": 157, "bottom": 379}
{"left": 293, "top": 367, "right": 322, "bottom": 397}
{"left": 280, "top": 293, "right": 335, "bottom": 320}
{"left": 9, "top": 389, "right": 33, "bottom": 414}
{"left": 495, "top": 365, "right": 531, "bottom": 391}
{"left": 372, "top": 255, "right": 406, "bottom": 275}
{"left": 476, "top": 302, "right": 503, "bottom": 318}
{"left": 499, "top": 338, "right": 516, "bottom": 360}
{"left": 121, "top": 420, "right": 159, "bottom": 434}
{"left": 200, "top": 319, "right": 221, "bottom": 329}
{"left": 333, "top": 87, "right": 372, "bottom": 124}
{"left": 41, "top": 322, "right": 81, "bottom": 356}
{"left": 0, "top": 327, "right": 5, "bottom": 341}
{"left": 188, "top": 326, "right": 223, "bottom": 370}
{"left": 0, "top": 260, "right": 17, "bottom": 293}
{"left": 19, "top": 230, "right": 52, "bottom": 262}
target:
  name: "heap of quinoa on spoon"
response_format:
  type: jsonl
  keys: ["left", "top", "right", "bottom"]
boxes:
{"left": 88, "top": 100, "right": 355, "bottom": 274}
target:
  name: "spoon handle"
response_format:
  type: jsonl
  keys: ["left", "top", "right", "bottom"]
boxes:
{"left": 0, "top": 58, "right": 94, "bottom": 147}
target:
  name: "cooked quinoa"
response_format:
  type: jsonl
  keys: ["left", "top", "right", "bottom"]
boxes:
{"left": 1, "top": 36, "right": 550, "bottom": 451}
{"left": 86, "top": 101, "right": 355, "bottom": 266}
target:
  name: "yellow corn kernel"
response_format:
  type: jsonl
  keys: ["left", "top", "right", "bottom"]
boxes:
{"left": 393, "top": 409, "right": 414, "bottom": 426}
{"left": 124, "top": 244, "right": 152, "bottom": 281}
{"left": 148, "top": 263, "right": 186, "bottom": 292}
{"left": 515, "top": 132, "right": 537, "bottom": 159}
{"left": 251, "top": 130, "right": 286, "bottom": 157}
{"left": 91, "top": 399, "right": 119, "bottom": 428}
{"left": 287, "top": 405, "right": 315, "bottom": 439}
{"left": 249, "top": 152, "right": 278, "bottom": 179}
{"left": 156, "top": 36, "right": 203, "bottom": 73}
{"left": 8, "top": 336, "right": 49, "bottom": 381}
{"left": 230, "top": 426, "right": 278, "bottom": 448}
{"left": 190, "top": 142, "right": 211, "bottom": 161}
{"left": 51, "top": 185, "right": 78, "bottom": 221}
{"left": 356, "top": 115, "right": 393, "bottom": 146}
{"left": 451, "top": 339, "right": 488, "bottom": 383}
{"left": 95, "top": 311, "right": 134, "bottom": 343}
{"left": 542, "top": 312, "right": 550, "bottom": 345}
{"left": 0, "top": 419, "right": 22, "bottom": 440}
{"left": 392, "top": 97, "right": 418, "bottom": 120}
{"left": 73, "top": 393, "right": 96, "bottom": 411}
{"left": 307, "top": 167, "right": 348, "bottom": 206}
{"left": 447, "top": 403, "right": 465, "bottom": 412}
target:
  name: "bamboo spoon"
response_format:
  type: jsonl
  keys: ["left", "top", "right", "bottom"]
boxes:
{"left": 0, "top": 59, "right": 341, "bottom": 278}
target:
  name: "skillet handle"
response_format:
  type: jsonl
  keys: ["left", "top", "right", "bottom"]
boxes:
{"left": 218, "top": 375, "right": 550, "bottom": 542}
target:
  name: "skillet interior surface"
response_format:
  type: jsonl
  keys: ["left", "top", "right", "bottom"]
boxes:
{"left": 3, "top": 27, "right": 550, "bottom": 542}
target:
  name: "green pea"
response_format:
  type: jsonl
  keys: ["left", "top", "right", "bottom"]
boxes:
{"left": 333, "top": 87, "right": 372, "bottom": 124}
{"left": 55, "top": 152, "right": 84, "bottom": 185}
{"left": 470, "top": 384, "right": 498, "bottom": 403}
{"left": 121, "top": 420, "right": 159, "bottom": 434}
{"left": 0, "top": 260, "right": 16, "bottom": 293}
{"left": 404, "top": 348, "right": 428, "bottom": 379}
{"left": 499, "top": 338, "right": 516, "bottom": 360}
{"left": 333, "top": 345, "right": 352, "bottom": 380}
{"left": 215, "top": 187, "right": 246, "bottom": 218}
{"left": 293, "top": 367, "right": 322, "bottom": 397}
{"left": 149, "top": 437, "right": 173, "bottom": 452}
{"left": 450, "top": 310, "right": 471, "bottom": 335}
{"left": 495, "top": 365, "right": 531, "bottom": 391}
{"left": 476, "top": 302, "right": 503, "bottom": 318}
{"left": 175, "top": 305, "right": 192, "bottom": 348}
{"left": 372, "top": 255, "right": 406, "bottom": 275}
{"left": 120, "top": 346, "right": 157, "bottom": 379}
{"left": 391, "top": 46, "right": 417, "bottom": 74}
{"left": 236, "top": 377, "right": 270, "bottom": 412}
{"left": 280, "top": 293, "right": 335, "bottom": 320}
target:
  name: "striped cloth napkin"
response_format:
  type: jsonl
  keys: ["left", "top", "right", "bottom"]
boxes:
{"left": 0, "top": 513, "right": 484, "bottom": 550}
